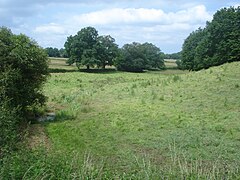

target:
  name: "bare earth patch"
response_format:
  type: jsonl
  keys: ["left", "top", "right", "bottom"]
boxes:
{"left": 27, "top": 124, "right": 51, "bottom": 150}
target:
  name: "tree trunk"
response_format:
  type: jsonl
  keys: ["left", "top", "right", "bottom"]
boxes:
{"left": 87, "top": 65, "right": 90, "bottom": 70}
{"left": 102, "top": 63, "right": 106, "bottom": 69}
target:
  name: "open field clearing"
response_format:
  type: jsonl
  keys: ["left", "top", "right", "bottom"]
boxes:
{"left": 164, "top": 59, "right": 178, "bottom": 69}
{"left": 48, "top": 57, "right": 78, "bottom": 71}
{"left": 40, "top": 60, "right": 240, "bottom": 178}
{"left": 1, "top": 4, "right": 239, "bottom": 180}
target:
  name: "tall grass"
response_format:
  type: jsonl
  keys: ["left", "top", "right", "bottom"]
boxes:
{"left": 1, "top": 145, "right": 239, "bottom": 179}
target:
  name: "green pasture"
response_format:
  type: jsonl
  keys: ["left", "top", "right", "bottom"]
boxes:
{"left": 38, "top": 59, "right": 240, "bottom": 178}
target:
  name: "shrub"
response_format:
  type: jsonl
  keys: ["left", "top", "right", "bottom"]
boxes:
{"left": 0, "top": 27, "right": 49, "bottom": 155}
{"left": 0, "top": 27, "right": 49, "bottom": 116}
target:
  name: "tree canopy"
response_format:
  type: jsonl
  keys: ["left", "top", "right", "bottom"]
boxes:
{"left": 115, "top": 42, "right": 165, "bottom": 72}
{"left": 164, "top": 52, "right": 181, "bottom": 60}
{"left": 45, "top": 47, "right": 68, "bottom": 58}
{"left": 181, "top": 6, "right": 240, "bottom": 71}
{"left": 64, "top": 27, "right": 118, "bottom": 69}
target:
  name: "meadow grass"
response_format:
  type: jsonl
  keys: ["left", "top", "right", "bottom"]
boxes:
{"left": 48, "top": 57, "right": 78, "bottom": 72}
{"left": 2, "top": 59, "right": 240, "bottom": 179}
{"left": 40, "top": 59, "right": 240, "bottom": 177}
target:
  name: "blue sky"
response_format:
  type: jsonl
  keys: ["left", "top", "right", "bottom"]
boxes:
{"left": 0, "top": 0, "right": 239, "bottom": 53}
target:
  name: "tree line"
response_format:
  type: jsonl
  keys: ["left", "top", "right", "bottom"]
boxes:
{"left": 45, "top": 47, "right": 68, "bottom": 58}
{"left": 64, "top": 27, "right": 165, "bottom": 72}
{"left": 180, "top": 6, "right": 240, "bottom": 70}
{"left": 164, "top": 52, "right": 181, "bottom": 60}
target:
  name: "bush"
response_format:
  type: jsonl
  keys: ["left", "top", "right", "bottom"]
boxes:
{"left": 0, "top": 27, "right": 49, "bottom": 155}
{"left": 0, "top": 27, "right": 49, "bottom": 115}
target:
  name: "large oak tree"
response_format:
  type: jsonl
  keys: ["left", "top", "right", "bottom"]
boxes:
{"left": 64, "top": 27, "right": 118, "bottom": 70}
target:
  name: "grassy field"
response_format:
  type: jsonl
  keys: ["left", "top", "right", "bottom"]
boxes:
{"left": 164, "top": 59, "right": 178, "bottom": 69}
{"left": 3, "top": 58, "right": 239, "bottom": 179}
{"left": 48, "top": 57, "right": 78, "bottom": 71}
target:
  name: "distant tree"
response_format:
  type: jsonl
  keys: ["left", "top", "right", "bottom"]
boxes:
{"left": 45, "top": 47, "right": 60, "bottom": 57}
{"left": 141, "top": 42, "right": 165, "bottom": 69}
{"left": 164, "top": 52, "right": 181, "bottom": 59}
{"left": 64, "top": 27, "right": 98, "bottom": 69}
{"left": 181, "top": 6, "right": 240, "bottom": 70}
{"left": 59, "top": 48, "right": 68, "bottom": 58}
{"left": 64, "top": 35, "right": 75, "bottom": 65}
{"left": 95, "top": 35, "right": 119, "bottom": 69}
{"left": 64, "top": 27, "right": 120, "bottom": 70}
{"left": 115, "top": 42, "right": 165, "bottom": 72}
{"left": 115, "top": 42, "right": 145, "bottom": 72}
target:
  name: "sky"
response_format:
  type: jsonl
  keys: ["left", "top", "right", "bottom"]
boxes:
{"left": 0, "top": 0, "right": 239, "bottom": 53}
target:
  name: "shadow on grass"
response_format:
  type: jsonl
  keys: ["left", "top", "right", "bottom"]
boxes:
{"left": 48, "top": 68, "right": 79, "bottom": 73}
{"left": 49, "top": 67, "right": 182, "bottom": 74}
{"left": 79, "top": 68, "right": 117, "bottom": 74}
{"left": 49, "top": 68, "right": 118, "bottom": 74}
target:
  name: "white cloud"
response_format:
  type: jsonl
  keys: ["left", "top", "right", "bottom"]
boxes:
{"left": 34, "top": 23, "right": 66, "bottom": 34}
{"left": 71, "top": 5, "right": 211, "bottom": 26}
{"left": 9, "top": 4, "right": 213, "bottom": 53}
{"left": 0, "top": 0, "right": 234, "bottom": 53}
{"left": 60, "top": 5, "right": 211, "bottom": 52}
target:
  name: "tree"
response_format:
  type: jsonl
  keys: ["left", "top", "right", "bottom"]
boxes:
{"left": 65, "top": 35, "right": 75, "bottom": 65}
{"left": 181, "top": 6, "right": 240, "bottom": 71}
{"left": 115, "top": 42, "right": 145, "bottom": 72}
{"left": 164, "top": 52, "right": 181, "bottom": 59}
{"left": 64, "top": 27, "right": 119, "bottom": 70}
{"left": 45, "top": 47, "right": 60, "bottom": 57}
{"left": 141, "top": 42, "right": 165, "bottom": 69}
{"left": 64, "top": 27, "right": 98, "bottom": 69}
{"left": 95, "top": 35, "right": 119, "bottom": 69}
{"left": 181, "top": 28, "right": 206, "bottom": 70}
{"left": 59, "top": 48, "right": 68, "bottom": 58}
{"left": 206, "top": 6, "right": 240, "bottom": 66}
{"left": 115, "top": 42, "right": 165, "bottom": 72}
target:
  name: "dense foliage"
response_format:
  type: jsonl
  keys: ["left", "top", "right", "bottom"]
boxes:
{"left": 181, "top": 6, "right": 240, "bottom": 70}
{"left": 0, "top": 27, "right": 49, "bottom": 154}
{"left": 115, "top": 42, "right": 165, "bottom": 72}
{"left": 164, "top": 52, "right": 181, "bottom": 59}
{"left": 45, "top": 47, "right": 67, "bottom": 58}
{"left": 65, "top": 27, "right": 118, "bottom": 69}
